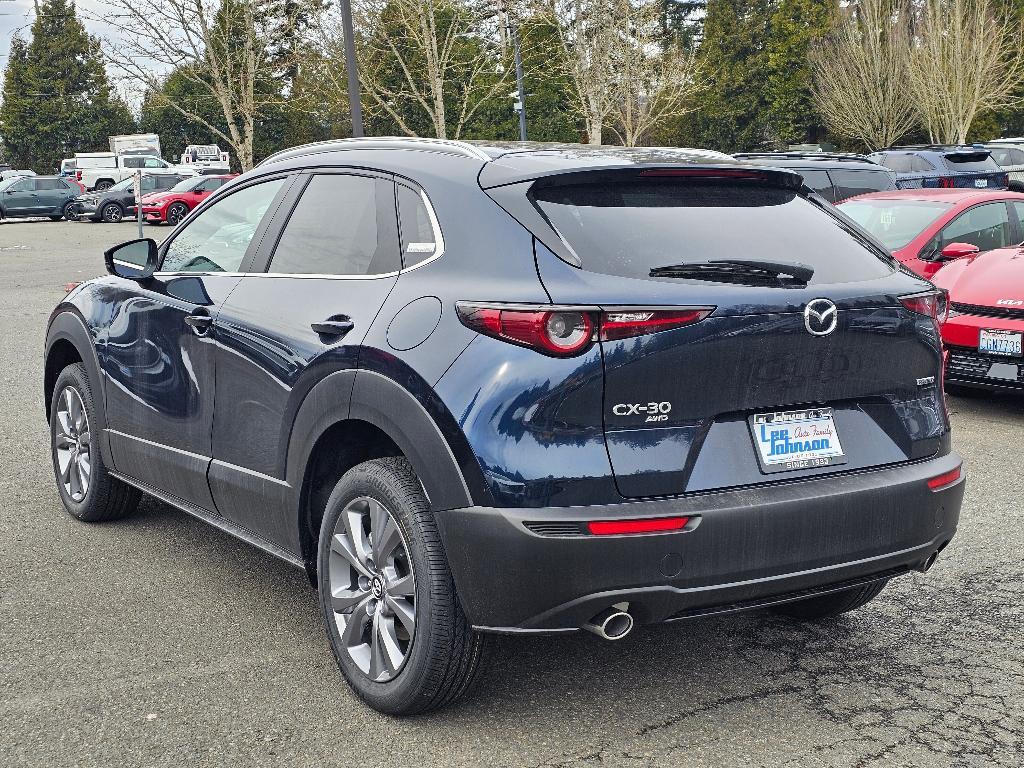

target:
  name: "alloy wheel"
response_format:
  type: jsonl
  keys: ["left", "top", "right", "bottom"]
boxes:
{"left": 54, "top": 386, "right": 91, "bottom": 502}
{"left": 168, "top": 204, "right": 187, "bottom": 226}
{"left": 328, "top": 496, "right": 416, "bottom": 682}
{"left": 103, "top": 204, "right": 122, "bottom": 223}
{"left": 63, "top": 202, "right": 78, "bottom": 221}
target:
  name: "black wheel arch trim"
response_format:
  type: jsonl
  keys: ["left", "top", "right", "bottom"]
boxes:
{"left": 286, "top": 363, "right": 489, "bottom": 515}
{"left": 44, "top": 308, "right": 114, "bottom": 467}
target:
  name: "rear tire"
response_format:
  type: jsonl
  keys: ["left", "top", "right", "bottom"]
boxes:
{"left": 317, "top": 457, "right": 487, "bottom": 715}
{"left": 94, "top": 180, "right": 113, "bottom": 191}
{"left": 62, "top": 200, "right": 78, "bottom": 221}
{"left": 773, "top": 580, "right": 888, "bottom": 620}
{"left": 49, "top": 363, "right": 141, "bottom": 522}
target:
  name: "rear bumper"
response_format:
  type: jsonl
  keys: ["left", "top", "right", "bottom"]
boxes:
{"left": 435, "top": 453, "right": 964, "bottom": 633}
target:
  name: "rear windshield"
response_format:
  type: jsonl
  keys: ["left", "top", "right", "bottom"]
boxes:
{"left": 942, "top": 152, "right": 1000, "bottom": 172}
{"left": 532, "top": 180, "right": 894, "bottom": 284}
{"left": 838, "top": 199, "right": 952, "bottom": 250}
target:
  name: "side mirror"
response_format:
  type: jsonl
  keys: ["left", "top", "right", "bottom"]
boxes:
{"left": 104, "top": 238, "right": 159, "bottom": 279}
{"left": 939, "top": 242, "right": 981, "bottom": 261}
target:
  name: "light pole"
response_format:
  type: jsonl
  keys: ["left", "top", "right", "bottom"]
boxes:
{"left": 340, "top": 0, "right": 364, "bottom": 138}
{"left": 507, "top": 15, "right": 527, "bottom": 142}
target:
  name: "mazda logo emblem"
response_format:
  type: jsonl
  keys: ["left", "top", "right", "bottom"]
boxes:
{"left": 804, "top": 299, "right": 838, "bottom": 336}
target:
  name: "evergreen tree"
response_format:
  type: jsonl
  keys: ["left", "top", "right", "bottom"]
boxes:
{"left": 0, "top": 0, "right": 133, "bottom": 171}
{"left": 765, "top": 0, "right": 835, "bottom": 146}
{"left": 675, "top": 0, "right": 772, "bottom": 151}
{"left": 0, "top": 37, "right": 33, "bottom": 168}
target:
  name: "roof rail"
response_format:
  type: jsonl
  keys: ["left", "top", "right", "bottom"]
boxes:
{"left": 258, "top": 137, "right": 492, "bottom": 167}
{"left": 882, "top": 144, "right": 981, "bottom": 152}
{"left": 734, "top": 151, "right": 874, "bottom": 163}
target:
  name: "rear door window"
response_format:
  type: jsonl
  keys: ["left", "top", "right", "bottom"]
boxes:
{"left": 268, "top": 174, "right": 400, "bottom": 276}
{"left": 397, "top": 184, "right": 440, "bottom": 267}
{"left": 828, "top": 169, "right": 896, "bottom": 202}
{"left": 532, "top": 179, "right": 894, "bottom": 284}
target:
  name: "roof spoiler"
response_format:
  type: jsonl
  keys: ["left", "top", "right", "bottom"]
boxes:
{"left": 478, "top": 162, "right": 804, "bottom": 191}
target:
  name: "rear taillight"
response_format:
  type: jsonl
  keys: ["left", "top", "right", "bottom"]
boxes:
{"left": 900, "top": 290, "right": 947, "bottom": 323}
{"left": 938, "top": 177, "right": 954, "bottom": 188}
{"left": 75, "top": 170, "right": 82, "bottom": 181}
{"left": 456, "top": 303, "right": 713, "bottom": 357}
{"left": 1002, "top": 173, "right": 1010, "bottom": 188}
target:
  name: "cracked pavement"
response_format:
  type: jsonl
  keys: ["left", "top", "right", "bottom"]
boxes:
{"left": 1, "top": 220, "right": 1022, "bottom": 767}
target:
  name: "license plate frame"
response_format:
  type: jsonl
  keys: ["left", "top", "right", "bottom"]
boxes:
{"left": 748, "top": 408, "right": 847, "bottom": 474}
{"left": 979, "top": 328, "right": 1023, "bottom": 357}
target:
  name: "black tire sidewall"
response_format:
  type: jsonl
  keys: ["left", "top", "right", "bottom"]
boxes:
{"left": 62, "top": 201, "right": 77, "bottom": 220}
{"left": 317, "top": 458, "right": 455, "bottom": 714}
{"left": 102, "top": 204, "right": 122, "bottom": 223}
{"left": 50, "top": 364, "right": 102, "bottom": 519}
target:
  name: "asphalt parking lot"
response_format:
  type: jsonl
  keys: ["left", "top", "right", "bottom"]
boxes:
{"left": 1, "top": 217, "right": 1022, "bottom": 767}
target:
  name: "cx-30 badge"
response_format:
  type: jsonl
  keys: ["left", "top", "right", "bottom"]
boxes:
{"left": 804, "top": 299, "right": 838, "bottom": 336}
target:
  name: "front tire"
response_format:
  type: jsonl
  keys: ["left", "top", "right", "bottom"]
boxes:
{"left": 50, "top": 363, "right": 141, "bottom": 522}
{"left": 101, "top": 203, "right": 123, "bottom": 223}
{"left": 773, "top": 579, "right": 888, "bottom": 620}
{"left": 317, "top": 457, "right": 487, "bottom": 715}
{"left": 167, "top": 202, "right": 189, "bottom": 226}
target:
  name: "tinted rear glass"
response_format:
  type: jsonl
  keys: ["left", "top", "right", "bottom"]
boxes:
{"left": 532, "top": 180, "right": 894, "bottom": 284}
{"left": 942, "top": 152, "right": 1000, "bottom": 172}
{"left": 838, "top": 199, "right": 951, "bottom": 250}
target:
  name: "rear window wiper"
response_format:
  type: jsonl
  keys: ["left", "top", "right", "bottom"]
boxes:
{"left": 649, "top": 259, "right": 815, "bottom": 286}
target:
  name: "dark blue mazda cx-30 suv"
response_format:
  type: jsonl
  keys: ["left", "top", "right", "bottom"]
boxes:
{"left": 44, "top": 138, "right": 965, "bottom": 714}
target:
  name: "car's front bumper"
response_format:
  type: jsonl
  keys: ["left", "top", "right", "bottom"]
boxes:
{"left": 943, "top": 316, "right": 1024, "bottom": 390}
{"left": 435, "top": 452, "right": 964, "bottom": 633}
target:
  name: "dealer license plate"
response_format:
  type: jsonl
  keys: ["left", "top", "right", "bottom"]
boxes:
{"left": 749, "top": 408, "right": 847, "bottom": 474}
{"left": 974, "top": 179, "right": 988, "bottom": 188}
{"left": 979, "top": 329, "right": 1022, "bottom": 357}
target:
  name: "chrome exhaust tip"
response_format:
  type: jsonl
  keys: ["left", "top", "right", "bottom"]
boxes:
{"left": 582, "top": 606, "right": 634, "bottom": 641}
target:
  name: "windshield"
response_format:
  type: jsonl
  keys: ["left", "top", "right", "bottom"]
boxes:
{"left": 838, "top": 199, "right": 952, "bottom": 250}
{"left": 942, "top": 152, "right": 1000, "bottom": 172}
{"left": 170, "top": 177, "right": 205, "bottom": 192}
{"left": 532, "top": 179, "right": 894, "bottom": 284}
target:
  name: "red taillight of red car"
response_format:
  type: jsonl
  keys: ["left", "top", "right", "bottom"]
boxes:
{"left": 456, "top": 303, "right": 714, "bottom": 357}
{"left": 587, "top": 516, "right": 689, "bottom": 535}
{"left": 900, "top": 290, "right": 948, "bottom": 324}
{"left": 75, "top": 170, "right": 82, "bottom": 181}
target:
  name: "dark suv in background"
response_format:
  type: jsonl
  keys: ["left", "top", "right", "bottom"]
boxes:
{"left": 870, "top": 146, "right": 1009, "bottom": 190}
{"left": 734, "top": 152, "right": 897, "bottom": 202}
{"left": 73, "top": 173, "right": 190, "bottom": 223}
{"left": 44, "top": 138, "right": 964, "bottom": 715}
{"left": 0, "top": 175, "right": 79, "bottom": 220}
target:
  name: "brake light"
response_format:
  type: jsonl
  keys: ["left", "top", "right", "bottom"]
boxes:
{"left": 639, "top": 168, "right": 770, "bottom": 181}
{"left": 927, "top": 465, "right": 961, "bottom": 490}
{"left": 900, "top": 291, "right": 947, "bottom": 323}
{"left": 600, "top": 309, "right": 713, "bottom": 341}
{"left": 456, "top": 303, "right": 714, "bottom": 356}
{"left": 75, "top": 170, "right": 82, "bottom": 181}
{"left": 587, "top": 516, "right": 689, "bottom": 535}
{"left": 938, "top": 177, "right": 954, "bottom": 188}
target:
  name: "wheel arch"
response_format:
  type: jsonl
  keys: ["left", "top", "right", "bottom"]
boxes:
{"left": 287, "top": 368, "right": 481, "bottom": 578}
{"left": 44, "top": 310, "right": 112, "bottom": 465}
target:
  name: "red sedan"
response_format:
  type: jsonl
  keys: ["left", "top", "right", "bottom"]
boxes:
{"left": 931, "top": 247, "right": 1024, "bottom": 392}
{"left": 138, "top": 174, "right": 237, "bottom": 226}
{"left": 838, "top": 189, "right": 1024, "bottom": 279}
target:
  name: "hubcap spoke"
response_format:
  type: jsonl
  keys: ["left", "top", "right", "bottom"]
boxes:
{"left": 54, "top": 387, "right": 90, "bottom": 501}
{"left": 329, "top": 495, "right": 416, "bottom": 683}
{"left": 386, "top": 595, "right": 416, "bottom": 636}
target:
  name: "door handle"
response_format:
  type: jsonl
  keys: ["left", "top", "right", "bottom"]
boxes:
{"left": 311, "top": 316, "right": 354, "bottom": 338}
{"left": 184, "top": 311, "right": 213, "bottom": 336}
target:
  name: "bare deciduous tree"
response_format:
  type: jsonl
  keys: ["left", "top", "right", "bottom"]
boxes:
{"left": 342, "top": 0, "right": 510, "bottom": 139}
{"left": 909, "top": 0, "right": 1024, "bottom": 144}
{"left": 810, "top": 0, "right": 916, "bottom": 151}
{"left": 608, "top": 2, "right": 704, "bottom": 147}
{"left": 549, "top": 0, "right": 620, "bottom": 144}
{"left": 98, "top": 0, "right": 289, "bottom": 170}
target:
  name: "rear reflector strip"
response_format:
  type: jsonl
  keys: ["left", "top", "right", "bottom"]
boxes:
{"left": 927, "top": 466, "right": 962, "bottom": 491}
{"left": 587, "top": 516, "right": 689, "bottom": 536}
